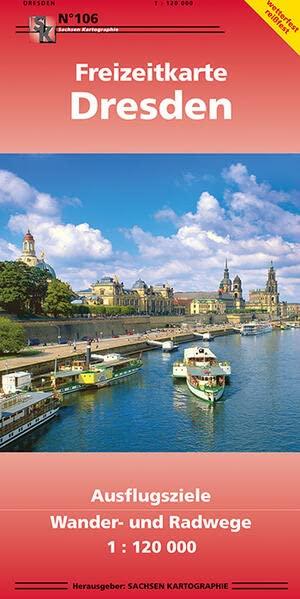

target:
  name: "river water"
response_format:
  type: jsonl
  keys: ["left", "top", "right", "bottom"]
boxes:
{"left": 10, "top": 329, "right": 300, "bottom": 452}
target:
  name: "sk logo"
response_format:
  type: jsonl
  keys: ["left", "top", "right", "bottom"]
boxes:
{"left": 29, "top": 16, "right": 56, "bottom": 43}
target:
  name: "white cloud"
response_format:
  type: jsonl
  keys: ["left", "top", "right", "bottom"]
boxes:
{"left": 125, "top": 224, "right": 300, "bottom": 299}
{"left": 0, "top": 170, "right": 35, "bottom": 206}
{"left": 175, "top": 171, "right": 216, "bottom": 188}
{"left": 0, "top": 170, "right": 112, "bottom": 273}
{"left": 9, "top": 214, "right": 112, "bottom": 262}
{"left": 0, "top": 238, "right": 19, "bottom": 261}
{"left": 182, "top": 172, "right": 197, "bottom": 185}
{"left": 154, "top": 208, "right": 179, "bottom": 225}
{"left": 33, "top": 193, "right": 58, "bottom": 216}
{"left": 49, "top": 223, "right": 111, "bottom": 260}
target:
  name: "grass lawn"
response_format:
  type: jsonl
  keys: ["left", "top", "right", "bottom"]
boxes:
{"left": 0, "top": 348, "right": 42, "bottom": 360}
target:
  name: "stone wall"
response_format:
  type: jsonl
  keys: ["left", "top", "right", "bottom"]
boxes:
{"left": 226, "top": 312, "right": 273, "bottom": 325}
{"left": 19, "top": 313, "right": 228, "bottom": 344}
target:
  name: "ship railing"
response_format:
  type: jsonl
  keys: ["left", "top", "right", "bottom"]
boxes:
{"left": 0, "top": 392, "right": 32, "bottom": 410}
{"left": 203, "top": 384, "right": 223, "bottom": 392}
{"left": 188, "top": 376, "right": 223, "bottom": 391}
{"left": 0, "top": 401, "right": 60, "bottom": 436}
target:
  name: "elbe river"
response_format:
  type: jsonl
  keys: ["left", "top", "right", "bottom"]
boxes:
{"left": 11, "top": 329, "right": 300, "bottom": 452}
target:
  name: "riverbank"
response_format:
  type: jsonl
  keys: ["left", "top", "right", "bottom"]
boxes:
{"left": 17, "top": 314, "right": 219, "bottom": 344}
{"left": 0, "top": 324, "right": 238, "bottom": 379}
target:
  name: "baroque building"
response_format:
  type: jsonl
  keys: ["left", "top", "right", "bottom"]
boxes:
{"left": 19, "top": 230, "right": 56, "bottom": 279}
{"left": 173, "top": 262, "right": 245, "bottom": 315}
{"left": 218, "top": 259, "right": 245, "bottom": 310}
{"left": 190, "top": 298, "right": 226, "bottom": 315}
{"left": 285, "top": 303, "right": 300, "bottom": 318}
{"left": 78, "top": 276, "right": 175, "bottom": 315}
{"left": 248, "top": 262, "right": 280, "bottom": 316}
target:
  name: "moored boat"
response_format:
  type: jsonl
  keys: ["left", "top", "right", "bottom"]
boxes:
{"left": 162, "top": 340, "right": 179, "bottom": 353}
{"left": 51, "top": 368, "right": 86, "bottom": 395}
{"left": 0, "top": 390, "right": 60, "bottom": 449}
{"left": 186, "top": 365, "right": 225, "bottom": 403}
{"left": 78, "top": 355, "right": 143, "bottom": 389}
{"left": 50, "top": 353, "right": 143, "bottom": 394}
{"left": 241, "top": 322, "right": 272, "bottom": 336}
{"left": 146, "top": 339, "right": 179, "bottom": 352}
{"left": 202, "top": 332, "right": 214, "bottom": 342}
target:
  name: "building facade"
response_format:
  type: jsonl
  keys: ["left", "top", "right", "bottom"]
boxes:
{"left": 218, "top": 260, "right": 245, "bottom": 310}
{"left": 248, "top": 262, "right": 280, "bottom": 316}
{"left": 173, "top": 263, "right": 245, "bottom": 315}
{"left": 78, "top": 276, "right": 175, "bottom": 315}
{"left": 285, "top": 303, "right": 300, "bottom": 318}
{"left": 19, "top": 230, "right": 56, "bottom": 279}
{"left": 190, "top": 298, "right": 226, "bottom": 315}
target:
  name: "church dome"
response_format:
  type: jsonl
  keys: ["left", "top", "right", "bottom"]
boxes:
{"left": 132, "top": 278, "right": 147, "bottom": 289}
{"left": 36, "top": 260, "right": 56, "bottom": 279}
{"left": 233, "top": 275, "right": 241, "bottom": 283}
{"left": 24, "top": 230, "right": 34, "bottom": 241}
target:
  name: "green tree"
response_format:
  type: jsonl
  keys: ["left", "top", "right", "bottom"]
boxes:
{"left": 28, "top": 267, "right": 48, "bottom": 314}
{"left": 71, "top": 304, "right": 90, "bottom": 316}
{"left": 0, "top": 261, "right": 31, "bottom": 315}
{"left": 0, "top": 317, "right": 26, "bottom": 355}
{"left": 120, "top": 306, "right": 136, "bottom": 315}
{"left": 105, "top": 306, "right": 121, "bottom": 316}
{"left": 44, "top": 279, "right": 74, "bottom": 318}
{"left": 0, "top": 261, "right": 48, "bottom": 316}
{"left": 90, "top": 305, "right": 106, "bottom": 316}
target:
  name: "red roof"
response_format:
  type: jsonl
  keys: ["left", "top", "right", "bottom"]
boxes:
{"left": 174, "top": 298, "right": 191, "bottom": 306}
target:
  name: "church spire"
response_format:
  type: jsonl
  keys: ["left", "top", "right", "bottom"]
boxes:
{"left": 224, "top": 258, "right": 229, "bottom": 279}
{"left": 266, "top": 261, "right": 278, "bottom": 294}
{"left": 219, "top": 258, "right": 232, "bottom": 293}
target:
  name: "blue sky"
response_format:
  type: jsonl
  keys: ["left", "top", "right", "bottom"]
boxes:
{"left": 0, "top": 154, "right": 299, "bottom": 300}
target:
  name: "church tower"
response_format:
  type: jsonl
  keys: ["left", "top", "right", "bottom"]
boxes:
{"left": 266, "top": 261, "right": 278, "bottom": 294}
{"left": 265, "top": 261, "right": 280, "bottom": 315}
{"left": 219, "top": 258, "right": 232, "bottom": 293}
{"left": 20, "top": 230, "right": 38, "bottom": 267}
{"left": 233, "top": 275, "right": 244, "bottom": 309}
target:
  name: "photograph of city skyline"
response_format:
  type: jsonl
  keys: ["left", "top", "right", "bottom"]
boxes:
{"left": 0, "top": 154, "right": 299, "bottom": 453}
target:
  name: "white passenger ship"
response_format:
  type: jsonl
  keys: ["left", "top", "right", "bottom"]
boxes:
{"left": 186, "top": 365, "right": 226, "bottom": 403}
{"left": 172, "top": 346, "right": 231, "bottom": 380}
{"left": 0, "top": 390, "right": 60, "bottom": 449}
{"left": 241, "top": 322, "right": 273, "bottom": 336}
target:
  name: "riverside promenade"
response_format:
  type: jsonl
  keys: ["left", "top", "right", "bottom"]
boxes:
{"left": 0, "top": 324, "right": 237, "bottom": 377}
